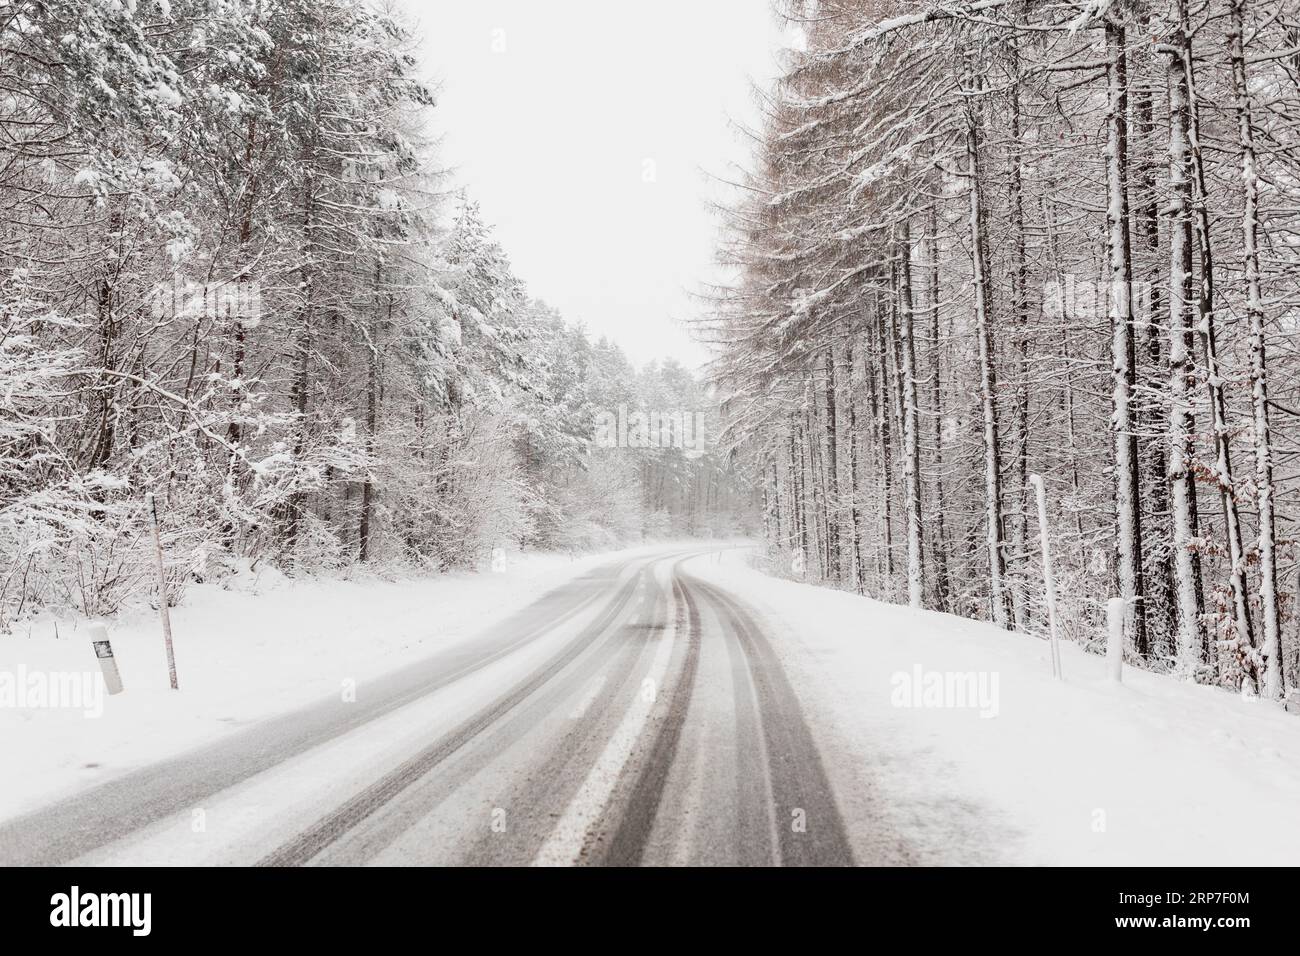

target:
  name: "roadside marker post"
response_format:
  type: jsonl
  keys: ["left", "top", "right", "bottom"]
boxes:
{"left": 146, "top": 492, "right": 180, "bottom": 690}
{"left": 89, "top": 622, "right": 124, "bottom": 695}
{"left": 1029, "top": 474, "right": 1063, "bottom": 680}
{"left": 1106, "top": 598, "right": 1126, "bottom": 683}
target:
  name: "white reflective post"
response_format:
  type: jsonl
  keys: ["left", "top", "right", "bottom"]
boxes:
{"left": 1106, "top": 598, "right": 1126, "bottom": 683}
{"left": 89, "top": 622, "right": 124, "bottom": 695}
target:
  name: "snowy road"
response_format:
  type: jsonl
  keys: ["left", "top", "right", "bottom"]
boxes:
{"left": 0, "top": 548, "right": 864, "bottom": 866}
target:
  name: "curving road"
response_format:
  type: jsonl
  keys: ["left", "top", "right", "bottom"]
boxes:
{"left": 0, "top": 548, "right": 860, "bottom": 866}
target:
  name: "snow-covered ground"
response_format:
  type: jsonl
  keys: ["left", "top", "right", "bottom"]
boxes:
{"left": 0, "top": 545, "right": 676, "bottom": 823}
{"left": 6, "top": 542, "right": 1297, "bottom": 866}
{"left": 686, "top": 550, "right": 1300, "bottom": 865}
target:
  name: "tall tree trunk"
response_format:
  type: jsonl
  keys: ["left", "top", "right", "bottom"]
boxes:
{"left": 286, "top": 166, "right": 316, "bottom": 563}
{"left": 821, "top": 347, "right": 842, "bottom": 581}
{"left": 897, "top": 220, "right": 925, "bottom": 608}
{"left": 791, "top": 430, "right": 807, "bottom": 561}
{"left": 359, "top": 264, "right": 385, "bottom": 563}
{"left": 1185, "top": 20, "right": 1253, "bottom": 669}
{"left": 1230, "top": 0, "right": 1284, "bottom": 698}
{"left": 870, "top": 303, "right": 895, "bottom": 588}
{"left": 1134, "top": 47, "right": 1176, "bottom": 650}
{"left": 1007, "top": 38, "right": 1031, "bottom": 630}
{"left": 927, "top": 202, "right": 952, "bottom": 612}
{"left": 967, "top": 96, "right": 1010, "bottom": 629}
{"left": 1106, "top": 19, "right": 1148, "bottom": 655}
{"left": 843, "top": 340, "right": 867, "bottom": 593}
{"left": 1165, "top": 18, "right": 1204, "bottom": 674}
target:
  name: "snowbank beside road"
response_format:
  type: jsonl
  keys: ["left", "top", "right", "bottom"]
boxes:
{"left": 0, "top": 544, "right": 685, "bottom": 823}
{"left": 686, "top": 551, "right": 1300, "bottom": 866}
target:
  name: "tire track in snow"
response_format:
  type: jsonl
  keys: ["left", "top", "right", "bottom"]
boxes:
{"left": 529, "top": 561, "right": 688, "bottom": 866}
{"left": 257, "top": 562, "right": 656, "bottom": 866}
{"left": 688, "top": 575, "right": 853, "bottom": 866}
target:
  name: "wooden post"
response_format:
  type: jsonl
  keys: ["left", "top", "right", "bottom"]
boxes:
{"left": 146, "top": 492, "right": 179, "bottom": 690}
{"left": 1029, "top": 474, "right": 1063, "bottom": 679}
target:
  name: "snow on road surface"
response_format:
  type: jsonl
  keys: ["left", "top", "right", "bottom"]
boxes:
{"left": 686, "top": 551, "right": 1300, "bottom": 866}
{"left": 3, "top": 543, "right": 1297, "bottom": 866}
{"left": 530, "top": 557, "right": 681, "bottom": 867}
{"left": 0, "top": 544, "right": 695, "bottom": 823}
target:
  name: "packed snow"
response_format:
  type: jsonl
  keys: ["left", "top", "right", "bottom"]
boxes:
{"left": 0, "top": 545, "right": 670, "bottom": 822}
{"left": 685, "top": 551, "right": 1300, "bottom": 866}
{"left": 4, "top": 543, "right": 1297, "bottom": 866}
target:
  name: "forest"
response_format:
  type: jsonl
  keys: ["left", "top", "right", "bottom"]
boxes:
{"left": 0, "top": 0, "right": 748, "bottom": 626}
{"left": 8, "top": 0, "right": 1300, "bottom": 706}
{"left": 709, "top": 0, "right": 1300, "bottom": 697}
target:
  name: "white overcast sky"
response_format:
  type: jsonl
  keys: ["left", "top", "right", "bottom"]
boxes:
{"left": 400, "top": 1, "right": 788, "bottom": 368}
